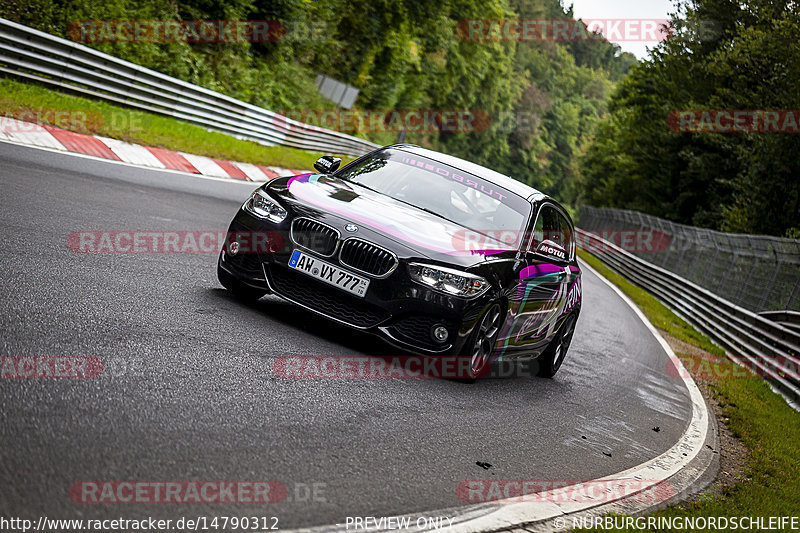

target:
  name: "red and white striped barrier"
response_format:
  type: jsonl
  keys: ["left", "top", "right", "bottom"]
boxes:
{"left": 0, "top": 117, "right": 307, "bottom": 181}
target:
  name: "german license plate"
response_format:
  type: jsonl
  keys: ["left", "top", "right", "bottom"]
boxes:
{"left": 288, "top": 250, "right": 369, "bottom": 297}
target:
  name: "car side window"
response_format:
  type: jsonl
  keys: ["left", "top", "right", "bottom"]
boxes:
{"left": 528, "top": 205, "right": 561, "bottom": 251}
{"left": 527, "top": 204, "right": 574, "bottom": 260}
{"left": 556, "top": 212, "right": 575, "bottom": 260}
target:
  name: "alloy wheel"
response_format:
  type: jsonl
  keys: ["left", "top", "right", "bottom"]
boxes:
{"left": 469, "top": 304, "right": 502, "bottom": 379}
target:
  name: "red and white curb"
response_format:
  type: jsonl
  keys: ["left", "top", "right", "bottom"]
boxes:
{"left": 0, "top": 117, "right": 307, "bottom": 181}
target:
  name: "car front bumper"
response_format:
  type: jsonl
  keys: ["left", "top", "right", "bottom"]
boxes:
{"left": 219, "top": 210, "right": 491, "bottom": 356}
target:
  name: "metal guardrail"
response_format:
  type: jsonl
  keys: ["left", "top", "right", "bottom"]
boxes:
{"left": 759, "top": 310, "right": 800, "bottom": 333}
{"left": 577, "top": 228, "right": 800, "bottom": 405}
{"left": 0, "top": 18, "right": 379, "bottom": 157}
{"left": 580, "top": 206, "right": 800, "bottom": 313}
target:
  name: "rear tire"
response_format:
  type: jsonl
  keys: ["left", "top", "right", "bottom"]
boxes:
{"left": 217, "top": 256, "right": 268, "bottom": 302}
{"left": 536, "top": 314, "right": 577, "bottom": 378}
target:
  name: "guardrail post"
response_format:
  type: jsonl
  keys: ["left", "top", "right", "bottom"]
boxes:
{"left": 788, "top": 276, "right": 800, "bottom": 311}
{"left": 700, "top": 233, "right": 722, "bottom": 286}
{"left": 759, "top": 260, "right": 783, "bottom": 311}
{"left": 655, "top": 218, "right": 672, "bottom": 267}
{"left": 677, "top": 225, "right": 698, "bottom": 279}
{"left": 734, "top": 235, "right": 761, "bottom": 307}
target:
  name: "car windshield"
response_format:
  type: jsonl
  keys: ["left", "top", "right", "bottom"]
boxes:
{"left": 335, "top": 149, "right": 530, "bottom": 242}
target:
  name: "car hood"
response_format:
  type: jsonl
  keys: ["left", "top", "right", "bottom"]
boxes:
{"left": 269, "top": 173, "right": 517, "bottom": 264}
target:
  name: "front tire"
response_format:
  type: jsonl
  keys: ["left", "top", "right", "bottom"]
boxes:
{"left": 537, "top": 314, "right": 577, "bottom": 378}
{"left": 461, "top": 303, "right": 503, "bottom": 381}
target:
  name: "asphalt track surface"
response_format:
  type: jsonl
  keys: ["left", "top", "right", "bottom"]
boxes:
{"left": 0, "top": 142, "right": 692, "bottom": 529}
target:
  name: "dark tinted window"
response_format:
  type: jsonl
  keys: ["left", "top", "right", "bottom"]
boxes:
{"left": 557, "top": 212, "right": 574, "bottom": 259}
{"left": 529, "top": 204, "right": 574, "bottom": 259}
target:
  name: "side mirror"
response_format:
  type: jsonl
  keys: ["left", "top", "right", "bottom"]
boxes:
{"left": 314, "top": 156, "right": 341, "bottom": 174}
{"left": 535, "top": 239, "right": 567, "bottom": 262}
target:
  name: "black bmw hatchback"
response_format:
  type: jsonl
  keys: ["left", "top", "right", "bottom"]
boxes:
{"left": 218, "top": 145, "right": 581, "bottom": 379}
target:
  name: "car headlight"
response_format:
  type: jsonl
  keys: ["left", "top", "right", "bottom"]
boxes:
{"left": 243, "top": 188, "right": 287, "bottom": 222}
{"left": 408, "top": 263, "right": 490, "bottom": 298}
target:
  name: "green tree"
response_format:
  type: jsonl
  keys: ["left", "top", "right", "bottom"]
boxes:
{"left": 580, "top": 0, "right": 800, "bottom": 236}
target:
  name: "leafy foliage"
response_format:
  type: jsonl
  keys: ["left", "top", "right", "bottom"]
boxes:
{"left": 2, "top": 0, "right": 633, "bottom": 204}
{"left": 580, "top": 0, "right": 800, "bottom": 237}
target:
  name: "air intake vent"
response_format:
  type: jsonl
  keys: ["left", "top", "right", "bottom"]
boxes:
{"left": 339, "top": 239, "right": 398, "bottom": 278}
{"left": 267, "top": 266, "right": 389, "bottom": 328}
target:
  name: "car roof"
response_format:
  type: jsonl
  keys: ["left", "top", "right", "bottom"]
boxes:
{"left": 390, "top": 144, "right": 546, "bottom": 202}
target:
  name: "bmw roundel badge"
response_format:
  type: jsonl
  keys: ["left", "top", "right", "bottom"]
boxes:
{"left": 345, "top": 224, "right": 358, "bottom": 233}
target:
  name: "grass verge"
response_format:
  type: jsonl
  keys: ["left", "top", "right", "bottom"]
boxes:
{"left": 576, "top": 249, "right": 800, "bottom": 531}
{"left": 0, "top": 77, "right": 356, "bottom": 170}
